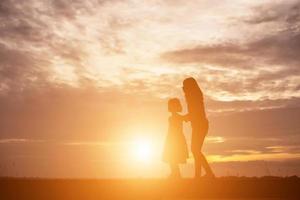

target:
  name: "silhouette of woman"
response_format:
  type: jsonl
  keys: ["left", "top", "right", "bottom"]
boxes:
{"left": 183, "top": 77, "right": 215, "bottom": 178}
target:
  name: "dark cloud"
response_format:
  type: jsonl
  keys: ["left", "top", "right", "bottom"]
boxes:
{"left": 243, "top": 1, "right": 300, "bottom": 25}
{"left": 50, "top": 0, "right": 116, "bottom": 19}
{"left": 0, "top": 0, "right": 128, "bottom": 98}
{"left": 51, "top": 0, "right": 89, "bottom": 19}
{"left": 161, "top": 31, "right": 300, "bottom": 68}
{"left": 0, "top": 0, "right": 50, "bottom": 43}
{"left": 0, "top": 43, "right": 51, "bottom": 94}
{"left": 161, "top": 0, "right": 300, "bottom": 77}
{"left": 162, "top": 44, "right": 250, "bottom": 67}
{"left": 206, "top": 97, "right": 300, "bottom": 113}
{"left": 161, "top": 11, "right": 300, "bottom": 100}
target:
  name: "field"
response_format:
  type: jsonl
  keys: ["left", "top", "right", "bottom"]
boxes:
{"left": 0, "top": 176, "right": 300, "bottom": 200}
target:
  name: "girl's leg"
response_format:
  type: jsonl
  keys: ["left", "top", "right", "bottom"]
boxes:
{"left": 169, "top": 163, "right": 180, "bottom": 177}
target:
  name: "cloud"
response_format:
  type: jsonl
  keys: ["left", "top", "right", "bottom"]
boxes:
{"left": 0, "top": 44, "right": 51, "bottom": 95}
{"left": 206, "top": 136, "right": 226, "bottom": 144}
{"left": 159, "top": 1, "right": 300, "bottom": 103}
{"left": 0, "top": 84, "right": 166, "bottom": 141}
{"left": 160, "top": 0, "right": 300, "bottom": 89}
{"left": 160, "top": 6, "right": 300, "bottom": 102}
{"left": 210, "top": 159, "right": 300, "bottom": 177}
{"left": 0, "top": 0, "right": 132, "bottom": 91}
{"left": 242, "top": 1, "right": 300, "bottom": 25}
{"left": 209, "top": 106, "right": 300, "bottom": 138}
{"left": 0, "top": 0, "right": 300, "bottom": 177}
{"left": 206, "top": 97, "right": 300, "bottom": 113}
{"left": 62, "top": 140, "right": 136, "bottom": 147}
{"left": 0, "top": 138, "right": 44, "bottom": 144}
{"left": 161, "top": 31, "right": 300, "bottom": 68}
{"left": 205, "top": 135, "right": 300, "bottom": 159}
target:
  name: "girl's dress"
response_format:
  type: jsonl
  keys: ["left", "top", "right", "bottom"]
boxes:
{"left": 163, "top": 113, "right": 189, "bottom": 163}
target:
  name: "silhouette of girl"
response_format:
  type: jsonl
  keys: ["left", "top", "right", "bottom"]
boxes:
{"left": 163, "top": 98, "right": 188, "bottom": 178}
{"left": 183, "top": 77, "right": 215, "bottom": 178}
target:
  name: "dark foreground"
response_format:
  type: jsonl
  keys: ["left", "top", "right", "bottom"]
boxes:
{"left": 0, "top": 177, "right": 300, "bottom": 200}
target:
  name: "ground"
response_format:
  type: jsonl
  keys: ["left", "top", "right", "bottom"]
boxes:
{"left": 0, "top": 177, "right": 299, "bottom": 200}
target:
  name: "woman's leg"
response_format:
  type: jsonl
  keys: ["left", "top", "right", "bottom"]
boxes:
{"left": 193, "top": 151, "right": 202, "bottom": 178}
{"left": 192, "top": 129, "right": 215, "bottom": 178}
{"left": 199, "top": 152, "right": 214, "bottom": 176}
{"left": 193, "top": 147, "right": 214, "bottom": 177}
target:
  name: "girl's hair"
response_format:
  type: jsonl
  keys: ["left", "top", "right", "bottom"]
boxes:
{"left": 168, "top": 98, "right": 182, "bottom": 112}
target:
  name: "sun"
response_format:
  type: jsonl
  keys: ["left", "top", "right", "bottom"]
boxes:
{"left": 132, "top": 138, "right": 154, "bottom": 163}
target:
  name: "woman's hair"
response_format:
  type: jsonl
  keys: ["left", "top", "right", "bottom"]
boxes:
{"left": 168, "top": 98, "right": 182, "bottom": 112}
{"left": 183, "top": 77, "right": 203, "bottom": 101}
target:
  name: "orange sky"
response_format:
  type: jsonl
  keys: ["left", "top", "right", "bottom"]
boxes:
{"left": 0, "top": 0, "right": 300, "bottom": 178}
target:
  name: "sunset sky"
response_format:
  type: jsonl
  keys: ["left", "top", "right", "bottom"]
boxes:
{"left": 0, "top": 0, "right": 300, "bottom": 178}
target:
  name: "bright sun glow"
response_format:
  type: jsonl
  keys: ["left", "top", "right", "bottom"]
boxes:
{"left": 132, "top": 138, "right": 154, "bottom": 163}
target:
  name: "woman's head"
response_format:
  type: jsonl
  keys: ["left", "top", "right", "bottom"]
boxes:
{"left": 182, "top": 77, "right": 203, "bottom": 108}
{"left": 168, "top": 98, "right": 182, "bottom": 113}
{"left": 183, "top": 77, "right": 201, "bottom": 95}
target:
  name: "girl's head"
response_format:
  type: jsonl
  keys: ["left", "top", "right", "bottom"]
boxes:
{"left": 168, "top": 98, "right": 182, "bottom": 113}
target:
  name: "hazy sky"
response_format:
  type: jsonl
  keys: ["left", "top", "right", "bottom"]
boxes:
{"left": 0, "top": 0, "right": 300, "bottom": 178}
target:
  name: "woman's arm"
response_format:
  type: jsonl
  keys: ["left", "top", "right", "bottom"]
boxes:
{"left": 182, "top": 113, "right": 190, "bottom": 122}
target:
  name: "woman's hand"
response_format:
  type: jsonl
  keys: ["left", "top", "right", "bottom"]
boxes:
{"left": 182, "top": 114, "right": 190, "bottom": 122}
